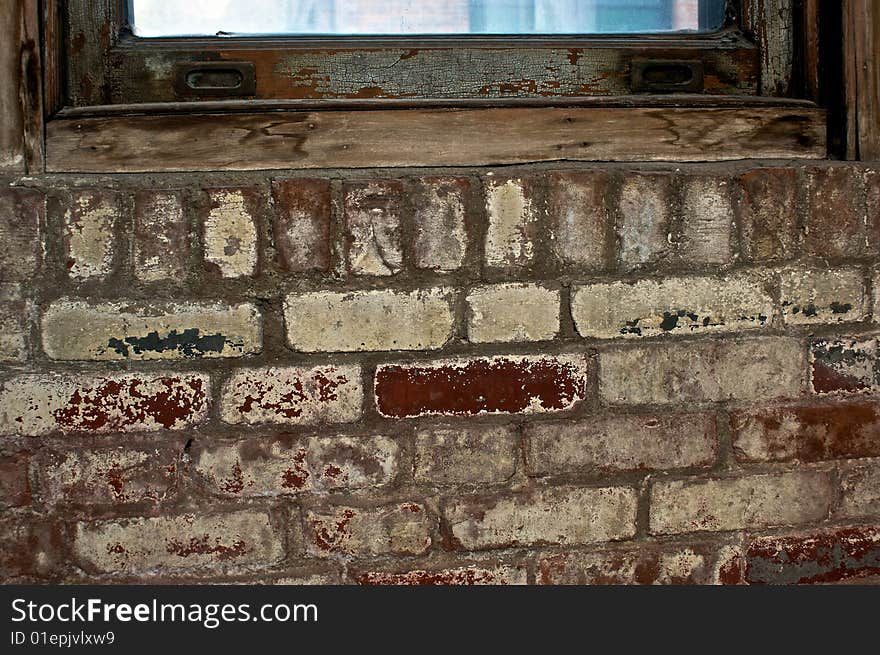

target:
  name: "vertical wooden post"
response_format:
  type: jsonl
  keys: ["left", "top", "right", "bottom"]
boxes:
{"left": 843, "top": 0, "right": 880, "bottom": 160}
{"left": 0, "top": 0, "right": 44, "bottom": 175}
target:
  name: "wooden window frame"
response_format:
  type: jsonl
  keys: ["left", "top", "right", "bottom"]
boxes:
{"left": 33, "top": 0, "right": 843, "bottom": 172}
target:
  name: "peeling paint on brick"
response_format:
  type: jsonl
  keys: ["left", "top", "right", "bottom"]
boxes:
{"left": 0, "top": 373, "right": 210, "bottom": 436}
{"left": 221, "top": 365, "right": 362, "bottom": 426}
{"left": 42, "top": 299, "right": 261, "bottom": 360}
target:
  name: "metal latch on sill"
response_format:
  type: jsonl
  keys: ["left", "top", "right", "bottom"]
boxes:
{"left": 630, "top": 59, "right": 704, "bottom": 93}
{"left": 173, "top": 62, "right": 257, "bottom": 97}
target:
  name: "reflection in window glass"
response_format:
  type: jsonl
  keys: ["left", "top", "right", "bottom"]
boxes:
{"left": 130, "top": 0, "right": 728, "bottom": 37}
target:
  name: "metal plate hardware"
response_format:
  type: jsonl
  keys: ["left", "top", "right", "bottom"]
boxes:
{"left": 173, "top": 62, "right": 256, "bottom": 98}
{"left": 630, "top": 59, "right": 704, "bottom": 93}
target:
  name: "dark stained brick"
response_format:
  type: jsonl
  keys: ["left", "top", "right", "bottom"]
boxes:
{"left": 744, "top": 526, "right": 880, "bottom": 584}
{"left": 374, "top": 354, "right": 590, "bottom": 418}
{"left": 738, "top": 167, "right": 799, "bottom": 262}
{"left": 732, "top": 401, "right": 880, "bottom": 462}
{"left": 804, "top": 167, "right": 868, "bottom": 260}
{"left": 271, "top": 178, "right": 331, "bottom": 272}
{"left": 810, "top": 337, "right": 879, "bottom": 394}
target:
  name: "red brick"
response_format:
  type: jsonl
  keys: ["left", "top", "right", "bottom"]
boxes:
{"left": 731, "top": 401, "right": 880, "bottom": 463}
{"left": 38, "top": 447, "right": 178, "bottom": 506}
{"left": 304, "top": 502, "right": 432, "bottom": 557}
{"left": 537, "top": 543, "right": 720, "bottom": 585}
{"left": 804, "top": 167, "right": 868, "bottom": 259}
{"left": 547, "top": 170, "right": 609, "bottom": 270}
{"left": 864, "top": 168, "right": 880, "bottom": 255}
{"left": 354, "top": 563, "right": 527, "bottom": 585}
{"left": 0, "top": 187, "right": 42, "bottom": 282}
{"left": 134, "top": 190, "right": 190, "bottom": 282}
{"left": 0, "top": 372, "right": 210, "bottom": 436}
{"left": 810, "top": 336, "right": 879, "bottom": 395}
{"left": 374, "top": 354, "right": 590, "bottom": 418}
{"left": 0, "top": 453, "right": 31, "bottom": 507}
{"left": 744, "top": 526, "right": 880, "bottom": 584}
{"left": 271, "top": 178, "right": 331, "bottom": 272}
{"left": 343, "top": 180, "right": 403, "bottom": 276}
{"left": 738, "top": 167, "right": 799, "bottom": 262}
{"left": 0, "top": 516, "right": 62, "bottom": 580}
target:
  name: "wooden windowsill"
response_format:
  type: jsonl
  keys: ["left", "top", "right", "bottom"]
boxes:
{"left": 45, "top": 96, "right": 827, "bottom": 173}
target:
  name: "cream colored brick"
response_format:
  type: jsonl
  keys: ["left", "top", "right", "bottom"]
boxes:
{"left": 572, "top": 273, "right": 772, "bottom": 339}
{"left": 42, "top": 299, "right": 261, "bottom": 360}
{"left": 65, "top": 190, "right": 118, "bottom": 279}
{"left": 204, "top": 188, "right": 258, "bottom": 277}
{"left": 194, "top": 435, "right": 398, "bottom": 496}
{"left": 484, "top": 177, "right": 538, "bottom": 268}
{"left": 649, "top": 471, "right": 835, "bottom": 534}
{"left": 74, "top": 511, "right": 283, "bottom": 573}
{"left": 445, "top": 486, "right": 637, "bottom": 550}
{"left": 467, "top": 283, "right": 559, "bottom": 343}
{"left": 284, "top": 288, "right": 454, "bottom": 352}
{"left": 600, "top": 337, "right": 805, "bottom": 404}
{"left": 780, "top": 267, "right": 867, "bottom": 325}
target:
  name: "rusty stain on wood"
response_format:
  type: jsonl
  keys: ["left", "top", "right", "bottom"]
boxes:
{"left": 46, "top": 105, "right": 826, "bottom": 173}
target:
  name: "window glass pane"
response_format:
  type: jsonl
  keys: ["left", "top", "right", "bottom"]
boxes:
{"left": 129, "top": 0, "right": 728, "bottom": 37}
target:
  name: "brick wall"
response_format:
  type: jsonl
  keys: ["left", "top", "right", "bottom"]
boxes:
{"left": 2, "top": 162, "right": 880, "bottom": 584}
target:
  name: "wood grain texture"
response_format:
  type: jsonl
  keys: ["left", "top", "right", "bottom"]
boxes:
{"left": 46, "top": 105, "right": 826, "bottom": 173}
{"left": 743, "top": 0, "right": 794, "bottom": 96}
{"left": 0, "top": 0, "right": 43, "bottom": 174}
{"left": 844, "top": 0, "right": 880, "bottom": 160}
{"left": 106, "top": 39, "right": 758, "bottom": 104}
{"left": 0, "top": 2, "right": 25, "bottom": 173}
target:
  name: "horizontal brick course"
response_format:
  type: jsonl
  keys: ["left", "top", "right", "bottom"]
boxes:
{"left": 374, "top": 354, "right": 590, "bottom": 418}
